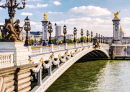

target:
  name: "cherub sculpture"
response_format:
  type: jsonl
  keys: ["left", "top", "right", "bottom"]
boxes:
{"left": 112, "top": 11, "right": 120, "bottom": 19}
{"left": 43, "top": 12, "right": 48, "bottom": 20}
{"left": 0, "top": 19, "right": 22, "bottom": 42}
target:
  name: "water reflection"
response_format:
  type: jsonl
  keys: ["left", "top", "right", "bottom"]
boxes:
{"left": 87, "top": 61, "right": 130, "bottom": 92}
{"left": 46, "top": 60, "right": 130, "bottom": 92}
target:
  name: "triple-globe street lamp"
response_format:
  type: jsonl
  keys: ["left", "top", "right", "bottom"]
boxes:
{"left": 0, "top": 0, "right": 27, "bottom": 24}
{"left": 81, "top": 29, "right": 83, "bottom": 42}
{"left": 48, "top": 21, "right": 53, "bottom": 44}
{"left": 73, "top": 27, "right": 77, "bottom": 43}
{"left": 63, "top": 25, "right": 67, "bottom": 43}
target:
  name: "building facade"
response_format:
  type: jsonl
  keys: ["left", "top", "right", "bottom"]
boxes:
{"left": 55, "top": 26, "right": 61, "bottom": 37}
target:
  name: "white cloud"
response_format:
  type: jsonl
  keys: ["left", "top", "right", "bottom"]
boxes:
{"left": 26, "top": 5, "right": 36, "bottom": 8}
{"left": 26, "top": 3, "right": 48, "bottom": 8}
{"left": 53, "top": 1, "right": 61, "bottom": 5}
{"left": 28, "top": 0, "right": 41, "bottom": 1}
{"left": 69, "top": 6, "right": 111, "bottom": 16}
{"left": 48, "top": 11, "right": 63, "bottom": 14}
{"left": 52, "top": 17, "right": 113, "bottom": 37}
{"left": 21, "top": 12, "right": 33, "bottom": 16}
{"left": 30, "top": 21, "right": 42, "bottom": 30}
{"left": 37, "top": 3, "right": 48, "bottom": 8}
{"left": 121, "top": 17, "right": 130, "bottom": 24}
{"left": 30, "top": 21, "right": 37, "bottom": 25}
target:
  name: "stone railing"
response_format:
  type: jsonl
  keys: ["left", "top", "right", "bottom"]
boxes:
{"left": 0, "top": 52, "right": 14, "bottom": 69}
{"left": 30, "top": 42, "right": 94, "bottom": 55}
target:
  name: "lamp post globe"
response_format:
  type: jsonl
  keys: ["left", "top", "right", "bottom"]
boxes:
{"left": 101, "top": 35, "right": 102, "bottom": 43}
{"left": 103, "top": 36, "right": 104, "bottom": 43}
{"left": 81, "top": 29, "right": 83, "bottom": 42}
{"left": 55, "top": 23, "right": 57, "bottom": 44}
{"left": 91, "top": 31, "right": 93, "bottom": 42}
{"left": 99, "top": 34, "right": 100, "bottom": 43}
{"left": 73, "top": 27, "right": 77, "bottom": 43}
{"left": 63, "top": 25, "right": 67, "bottom": 43}
{"left": 96, "top": 33, "right": 98, "bottom": 39}
{"left": 86, "top": 30, "right": 90, "bottom": 43}
{"left": 48, "top": 21, "right": 53, "bottom": 44}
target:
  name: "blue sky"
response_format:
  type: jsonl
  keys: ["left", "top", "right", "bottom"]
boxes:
{"left": 0, "top": 0, "right": 130, "bottom": 37}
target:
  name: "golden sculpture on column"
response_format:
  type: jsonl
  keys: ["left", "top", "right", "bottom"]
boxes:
{"left": 112, "top": 11, "right": 120, "bottom": 19}
{"left": 43, "top": 12, "right": 48, "bottom": 20}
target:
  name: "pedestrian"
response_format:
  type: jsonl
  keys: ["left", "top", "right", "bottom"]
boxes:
{"left": 43, "top": 40, "right": 47, "bottom": 46}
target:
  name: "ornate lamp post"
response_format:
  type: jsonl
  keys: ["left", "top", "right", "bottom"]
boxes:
{"left": 24, "top": 16, "right": 31, "bottom": 46}
{"left": 91, "top": 31, "right": 93, "bottom": 42}
{"left": 48, "top": 21, "right": 53, "bottom": 44}
{"left": 99, "top": 34, "right": 100, "bottom": 43}
{"left": 86, "top": 30, "right": 90, "bottom": 43}
{"left": 105, "top": 37, "right": 108, "bottom": 44}
{"left": 96, "top": 33, "right": 98, "bottom": 39}
{"left": 81, "top": 29, "right": 83, "bottom": 42}
{"left": 101, "top": 35, "right": 102, "bottom": 43}
{"left": 103, "top": 36, "right": 104, "bottom": 43}
{"left": 63, "top": 25, "right": 67, "bottom": 43}
{"left": 55, "top": 23, "right": 57, "bottom": 44}
{"left": 73, "top": 27, "right": 77, "bottom": 43}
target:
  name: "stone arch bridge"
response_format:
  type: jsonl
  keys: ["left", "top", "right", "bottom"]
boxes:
{"left": 30, "top": 43, "right": 109, "bottom": 92}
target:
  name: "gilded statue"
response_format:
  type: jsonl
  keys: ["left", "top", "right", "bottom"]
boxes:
{"left": 43, "top": 12, "right": 48, "bottom": 20}
{"left": 112, "top": 11, "right": 120, "bottom": 19}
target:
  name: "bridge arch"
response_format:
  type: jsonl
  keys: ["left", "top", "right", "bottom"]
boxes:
{"left": 32, "top": 46, "right": 109, "bottom": 92}
{"left": 79, "top": 47, "right": 109, "bottom": 60}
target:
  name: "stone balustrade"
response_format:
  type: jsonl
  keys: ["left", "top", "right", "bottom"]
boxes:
{"left": 30, "top": 43, "right": 94, "bottom": 55}
{"left": 0, "top": 52, "right": 14, "bottom": 69}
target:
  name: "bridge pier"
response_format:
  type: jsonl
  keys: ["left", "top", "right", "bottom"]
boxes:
{"left": 37, "top": 69, "right": 43, "bottom": 86}
{"left": 48, "top": 66, "right": 52, "bottom": 76}
{"left": 74, "top": 42, "right": 77, "bottom": 48}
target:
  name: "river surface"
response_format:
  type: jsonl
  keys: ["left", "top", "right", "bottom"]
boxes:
{"left": 46, "top": 60, "right": 130, "bottom": 92}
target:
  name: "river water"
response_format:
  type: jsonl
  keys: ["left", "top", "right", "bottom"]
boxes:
{"left": 46, "top": 60, "right": 130, "bottom": 92}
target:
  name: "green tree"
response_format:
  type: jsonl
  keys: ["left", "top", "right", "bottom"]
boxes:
{"left": 0, "top": 35, "right": 2, "bottom": 39}
{"left": 30, "top": 39, "right": 34, "bottom": 44}
{"left": 66, "top": 39, "right": 73, "bottom": 44}
{"left": 52, "top": 39, "right": 56, "bottom": 44}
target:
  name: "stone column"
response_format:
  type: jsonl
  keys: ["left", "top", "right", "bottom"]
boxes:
{"left": 112, "top": 19, "right": 121, "bottom": 44}
{"left": 41, "top": 20, "right": 49, "bottom": 45}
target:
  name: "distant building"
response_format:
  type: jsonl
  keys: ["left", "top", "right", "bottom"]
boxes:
{"left": 30, "top": 31, "right": 42, "bottom": 35}
{"left": 20, "top": 33, "right": 34, "bottom": 42}
{"left": 105, "top": 37, "right": 130, "bottom": 44}
{"left": 66, "top": 34, "right": 74, "bottom": 40}
{"left": 55, "top": 26, "right": 61, "bottom": 38}
{"left": 29, "top": 31, "right": 42, "bottom": 41}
